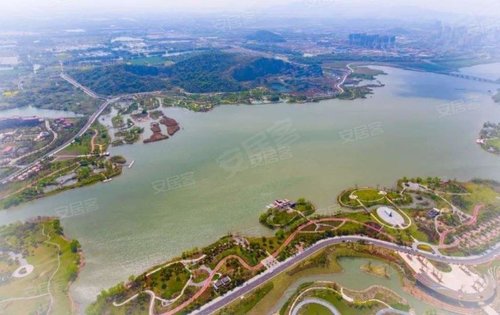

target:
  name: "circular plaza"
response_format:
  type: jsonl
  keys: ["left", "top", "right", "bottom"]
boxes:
{"left": 376, "top": 206, "right": 405, "bottom": 228}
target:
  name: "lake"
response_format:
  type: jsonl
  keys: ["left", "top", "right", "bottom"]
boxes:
{"left": 0, "top": 66, "right": 499, "bottom": 311}
{"left": 0, "top": 106, "right": 81, "bottom": 119}
{"left": 459, "top": 61, "right": 500, "bottom": 82}
{"left": 269, "top": 257, "right": 450, "bottom": 315}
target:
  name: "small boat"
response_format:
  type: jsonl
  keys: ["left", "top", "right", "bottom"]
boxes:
{"left": 102, "top": 178, "right": 113, "bottom": 183}
{"left": 128, "top": 160, "right": 135, "bottom": 169}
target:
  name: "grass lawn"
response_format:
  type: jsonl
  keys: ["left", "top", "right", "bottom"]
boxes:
{"left": 486, "top": 137, "right": 500, "bottom": 150}
{"left": 464, "top": 182, "right": 499, "bottom": 206}
{"left": 0, "top": 219, "right": 81, "bottom": 315}
{"left": 217, "top": 283, "right": 274, "bottom": 315}
{"left": 270, "top": 210, "right": 299, "bottom": 227}
{"left": 406, "top": 220, "right": 430, "bottom": 243}
{"left": 192, "top": 269, "right": 209, "bottom": 283}
{"left": 60, "top": 131, "right": 93, "bottom": 155}
{"left": 353, "top": 189, "right": 384, "bottom": 202}
{"left": 299, "top": 302, "right": 333, "bottom": 314}
{"left": 308, "top": 290, "right": 381, "bottom": 315}
{"left": 360, "top": 262, "right": 390, "bottom": 278}
{"left": 416, "top": 244, "right": 433, "bottom": 252}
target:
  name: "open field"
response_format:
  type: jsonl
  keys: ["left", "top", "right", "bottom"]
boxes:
{"left": 0, "top": 218, "right": 81, "bottom": 315}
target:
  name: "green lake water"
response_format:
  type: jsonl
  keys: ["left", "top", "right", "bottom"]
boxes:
{"left": 270, "top": 257, "right": 449, "bottom": 315}
{"left": 0, "top": 66, "right": 499, "bottom": 311}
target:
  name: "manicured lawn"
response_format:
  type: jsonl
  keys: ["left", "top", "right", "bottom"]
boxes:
{"left": 299, "top": 302, "right": 332, "bottom": 315}
{"left": 0, "top": 219, "right": 81, "bottom": 315}
{"left": 270, "top": 210, "right": 299, "bottom": 226}
{"left": 417, "top": 244, "right": 433, "bottom": 252}
{"left": 217, "top": 283, "right": 274, "bottom": 315}
{"left": 353, "top": 189, "right": 384, "bottom": 202}
{"left": 311, "top": 290, "right": 380, "bottom": 315}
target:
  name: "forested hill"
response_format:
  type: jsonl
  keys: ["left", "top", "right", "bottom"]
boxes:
{"left": 246, "top": 30, "right": 286, "bottom": 43}
{"left": 68, "top": 51, "right": 324, "bottom": 95}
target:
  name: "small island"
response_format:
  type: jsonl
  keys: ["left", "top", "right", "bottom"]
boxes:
{"left": 106, "top": 99, "right": 181, "bottom": 146}
{"left": 360, "top": 260, "right": 390, "bottom": 278}
{"left": 477, "top": 121, "right": 500, "bottom": 155}
{"left": 86, "top": 176, "right": 500, "bottom": 315}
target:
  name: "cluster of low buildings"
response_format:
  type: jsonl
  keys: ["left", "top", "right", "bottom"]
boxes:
{"left": 400, "top": 253, "right": 497, "bottom": 310}
{"left": 212, "top": 275, "right": 231, "bottom": 291}
{"left": 0, "top": 118, "right": 54, "bottom": 167}
{"left": 54, "top": 118, "right": 74, "bottom": 129}
{"left": 267, "top": 199, "right": 294, "bottom": 210}
{"left": 14, "top": 162, "right": 42, "bottom": 182}
{"left": 457, "top": 215, "right": 500, "bottom": 250}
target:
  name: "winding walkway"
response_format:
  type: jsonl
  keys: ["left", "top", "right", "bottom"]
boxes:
{"left": 196, "top": 236, "right": 500, "bottom": 315}
{"left": 42, "top": 224, "right": 62, "bottom": 315}
{"left": 335, "top": 63, "right": 354, "bottom": 94}
{"left": 291, "top": 298, "right": 340, "bottom": 315}
{"left": 117, "top": 210, "right": 498, "bottom": 315}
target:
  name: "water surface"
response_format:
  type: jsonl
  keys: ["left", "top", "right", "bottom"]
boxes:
{"left": 0, "top": 106, "right": 81, "bottom": 119}
{"left": 0, "top": 66, "right": 499, "bottom": 310}
{"left": 270, "top": 257, "right": 450, "bottom": 315}
{"left": 459, "top": 62, "right": 500, "bottom": 81}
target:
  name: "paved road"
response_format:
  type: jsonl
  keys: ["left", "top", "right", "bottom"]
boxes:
{"left": 8, "top": 119, "right": 58, "bottom": 166}
{"left": 3, "top": 71, "right": 164, "bottom": 185}
{"left": 60, "top": 73, "right": 100, "bottom": 99}
{"left": 291, "top": 297, "right": 341, "bottom": 315}
{"left": 194, "top": 235, "right": 499, "bottom": 315}
{"left": 4, "top": 96, "right": 119, "bottom": 183}
{"left": 376, "top": 308, "right": 410, "bottom": 315}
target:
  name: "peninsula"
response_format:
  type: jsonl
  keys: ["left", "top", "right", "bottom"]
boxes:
{"left": 86, "top": 177, "right": 500, "bottom": 315}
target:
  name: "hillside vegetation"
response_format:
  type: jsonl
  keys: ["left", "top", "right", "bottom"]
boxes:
{"left": 67, "top": 51, "right": 325, "bottom": 96}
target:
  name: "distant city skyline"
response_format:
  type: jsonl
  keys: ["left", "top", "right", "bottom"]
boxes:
{"left": 3, "top": 0, "right": 500, "bottom": 19}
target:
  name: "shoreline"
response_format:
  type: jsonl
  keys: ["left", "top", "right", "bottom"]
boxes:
{"left": 0, "top": 66, "right": 383, "bottom": 211}
{"left": 85, "top": 178, "right": 499, "bottom": 314}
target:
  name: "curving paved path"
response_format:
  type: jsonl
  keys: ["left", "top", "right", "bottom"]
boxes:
{"left": 376, "top": 308, "right": 410, "bottom": 315}
{"left": 334, "top": 63, "right": 353, "bottom": 94}
{"left": 194, "top": 236, "right": 499, "bottom": 315}
{"left": 291, "top": 297, "right": 341, "bottom": 315}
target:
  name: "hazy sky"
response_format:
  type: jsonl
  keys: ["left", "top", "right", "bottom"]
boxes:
{"left": 3, "top": 0, "right": 500, "bottom": 18}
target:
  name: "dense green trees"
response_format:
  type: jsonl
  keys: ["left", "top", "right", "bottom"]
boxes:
{"left": 69, "top": 51, "right": 324, "bottom": 95}
{"left": 70, "top": 65, "right": 167, "bottom": 96}
{"left": 70, "top": 239, "right": 81, "bottom": 253}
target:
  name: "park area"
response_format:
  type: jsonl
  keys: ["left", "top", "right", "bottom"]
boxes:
{"left": 338, "top": 187, "right": 412, "bottom": 208}
{"left": 0, "top": 219, "right": 81, "bottom": 315}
